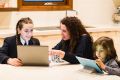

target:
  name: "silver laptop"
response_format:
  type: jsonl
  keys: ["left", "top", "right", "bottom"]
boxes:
{"left": 17, "top": 45, "right": 49, "bottom": 66}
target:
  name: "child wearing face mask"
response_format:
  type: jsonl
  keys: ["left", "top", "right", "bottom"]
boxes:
{"left": 0, "top": 17, "right": 40, "bottom": 66}
{"left": 93, "top": 37, "right": 120, "bottom": 76}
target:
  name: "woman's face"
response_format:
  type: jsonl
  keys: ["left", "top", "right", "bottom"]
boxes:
{"left": 95, "top": 45, "right": 108, "bottom": 62}
{"left": 60, "top": 23, "right": 70, "bottom": 40}
{"left": 18, "top": 23, "right": 33, "bottom": 41}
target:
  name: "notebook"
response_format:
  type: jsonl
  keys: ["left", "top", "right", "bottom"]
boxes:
{"left": 17, "top": 45, "right": 49, "bottom": 66}
{"left": 76, "top": 56, "right": 103, "bottom": 73}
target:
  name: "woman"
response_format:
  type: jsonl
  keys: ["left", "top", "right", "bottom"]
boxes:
{"left": 49, "top": 16, "right": 93, "bottom": 64}
{"left": 94, "top": 37, "right": 120, "bottom": 76}
{"left": 0, "top": 17, "right": 40, "bottom": 66}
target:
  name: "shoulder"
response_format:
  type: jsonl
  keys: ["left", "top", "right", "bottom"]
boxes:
{"left": 80, "top": 34, "right": 91, "bottom": 39}
{"left": 79, "top": 34, "right": 92, "bottom": 42}
{"left": 31, "top": 37, "right": 40, "bottom": 45}
{"left": 4, "top": 35, "right": 16, "bottom": 42}
{"left": 106, "top": 59, "right": 119, "bottom": 67}
{"left": 31, "top": 37, "right": 39, "bottom": 42}
{"left": 106, "top": 59, "right": 117, "bottom": 64}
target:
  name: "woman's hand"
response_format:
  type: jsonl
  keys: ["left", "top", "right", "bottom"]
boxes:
{"left": 49, "top": 50, "right": 65, "bottom": 59}
{"left": 96, "top": 59, "right": 105, "bottom": 70}
{"left": 7, "top": 58, "right": 23, "bottom": 66}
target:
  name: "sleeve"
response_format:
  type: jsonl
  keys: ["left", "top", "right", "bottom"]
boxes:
{"left": 64, "top": 35, "right": 93, "bottom": 64}
{"left": 105, "top": 60, "right": 120, "bottom": 76}
{"left": 63, "top": 53, "right": 79, "bottom": 64}
{"left": 52, "top": 40, "right": 63, "bottom": 50}
{"left": 52, "top": 40, "right": 79, "bottom": 64}
{"left": 0, "top": 38, "right": 10, "bottom": 64}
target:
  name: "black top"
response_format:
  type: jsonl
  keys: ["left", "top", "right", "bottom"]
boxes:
{"left": 0, "top": 35, "right": 40, "bottom": 64}
{"left": 53, "top": 34, "right": 93, "bottom": 64}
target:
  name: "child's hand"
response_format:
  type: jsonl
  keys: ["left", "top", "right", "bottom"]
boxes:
{"left": 96, "top": 59, "right": 105, "bottom": 70}
{"left": 7, "top": 58, "right": 23, "bottom": 66}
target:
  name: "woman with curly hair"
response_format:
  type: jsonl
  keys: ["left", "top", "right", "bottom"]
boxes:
{"left": 49, "top": 16, "right": 93, "bottom": 64}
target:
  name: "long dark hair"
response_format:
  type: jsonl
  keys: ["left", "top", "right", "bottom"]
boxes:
{"left": 93, "top": 37, "right": 120, "bottom": 66}
{"left": 16, "top": 17, "right": 33, "bottom": 45}
{"left": 60, "top": 16, "right": 92, "bottom": 53}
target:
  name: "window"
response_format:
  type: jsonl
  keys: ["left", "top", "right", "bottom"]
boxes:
{"left": 23, "top": 0, "right": 66, "bottom": 6}
{"left": 18, "top": 0, "right": 73, "bottom": 11}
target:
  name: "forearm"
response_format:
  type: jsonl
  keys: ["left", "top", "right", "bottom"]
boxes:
{"left": 0, "top": 54, "right": 9, "bottom": 64}
{"left": 63, "top": 53, "right": 79, "bottom": 64}
{"left": 105, "top": 66, "right": 120, "bottom": 76}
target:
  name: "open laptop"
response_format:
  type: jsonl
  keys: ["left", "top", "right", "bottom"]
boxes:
{"left": 17, "top": 45, "right": 49, "bottom": 66}
{"left": 76, "top": 56, "right": 103, "bottom": 73}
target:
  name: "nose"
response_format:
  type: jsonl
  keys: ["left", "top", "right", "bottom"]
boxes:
{"left": 96, "top": 51, "right": 100, "bottom": 57}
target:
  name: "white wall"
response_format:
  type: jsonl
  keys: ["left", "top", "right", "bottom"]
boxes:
{"left": 0, "top": 0, "right": 117, "bottom": 29}
{"left": 74, "top": 0, "right": 116, "bottom": 26}
{"left": 0, "top": 12, "right": 12, "bottom": 29}
{"left": 9, "top": 11, "right": 66, "bottom": 29}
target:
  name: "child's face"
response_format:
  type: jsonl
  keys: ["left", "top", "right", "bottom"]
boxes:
{"left": 18, "top": 23, "right": 33, "bottom": 41}
{"left": 95, "top": 45, "right": 108, "bottom": 62}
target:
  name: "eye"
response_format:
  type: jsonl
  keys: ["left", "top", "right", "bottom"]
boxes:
{"left": 30, "top": 29, "right": 33, "bottom": 32}
{"left": 25, "top": 30, "right": 29, "bottom": 33}
{"left": 63, "top": 30, "right": 66, "bottom": 33}
{"left": 96, "top": 49, "right": 104, "bottom": 53}
{"left": 99, "top": 50, "right": 104, "bottom": 53}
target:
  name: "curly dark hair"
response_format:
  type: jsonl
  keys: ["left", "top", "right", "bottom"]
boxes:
{"left": 60, "top": 16, "right": 92, "bottom": 53}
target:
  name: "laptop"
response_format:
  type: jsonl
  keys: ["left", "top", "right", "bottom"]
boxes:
{"left": 17, "top": 45, "right": 49, "bottom": 66}
{"left": 76, "top": 56, "right": 103, "bottom": 73}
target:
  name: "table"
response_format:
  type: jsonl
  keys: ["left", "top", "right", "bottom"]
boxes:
{"left": 0, "top": 63, "right": 119, "bottom": 80}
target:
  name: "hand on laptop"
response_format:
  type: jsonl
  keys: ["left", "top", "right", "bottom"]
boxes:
{"left": 7, "top": 58, "right": 23, "bottom": 66}
{"left": 96, "top": 59, "right": 105, "bottom": 70}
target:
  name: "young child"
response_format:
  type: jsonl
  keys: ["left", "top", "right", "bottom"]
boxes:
{"left": 93, "top": 36, "right": 120, "bottom": 76}
{"left": 0, "top": 17, "right": 40, "bottom": 66}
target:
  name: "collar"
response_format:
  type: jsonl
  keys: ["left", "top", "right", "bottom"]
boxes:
{"left": 20, "top": 36, "right": 29, "bottom": 45}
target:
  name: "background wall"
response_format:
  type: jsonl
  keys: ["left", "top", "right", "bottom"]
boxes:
{"left": 0, "top": 0, "right": 117, "bottom": 29}
{"left": 74, "top": 0, "right": 116, "bottom": 26}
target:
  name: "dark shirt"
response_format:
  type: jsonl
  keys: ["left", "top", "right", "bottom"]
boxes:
{"left": 53, "top": 34, "right": 93, "bottom": 64}
{"left": 0, "top": 35, "right": 40, "bottom": 64}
